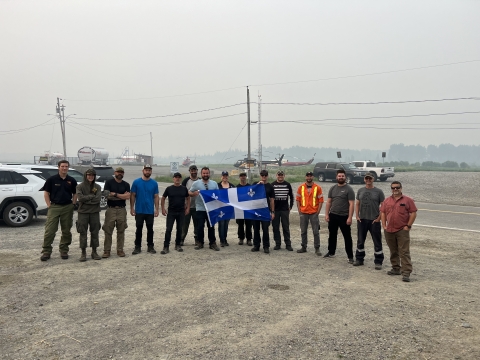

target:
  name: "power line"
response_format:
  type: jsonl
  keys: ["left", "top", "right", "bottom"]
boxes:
{"left": 220, "top": 122, "right": 249, "bottom": 164}
{"left": 259, "top": 97, "right": 480, "bottom": 106}
{"left": 310, "top": 123, "right": 480, "bottom": 130}
{"left": 69, "top": 120, "right": 150, "bottom": 137}
{"left": 67, "top": 123, "right": 146, "bottom": 142}
{"left": 0, "top": 117, "right": 57, "bottom": 135}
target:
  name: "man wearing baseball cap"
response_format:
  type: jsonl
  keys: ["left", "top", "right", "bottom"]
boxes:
{"left": 181, "top": 164, "right": 199, "bottom": 245}
{"left": 236, "top": 171, "right": 253, "bottom": 246}
{"left": 102, "top": 166, "right": 131, "bottom": 258}
{"left": 251, "top": 169, "right": 275, "bottom": 253}
{"left": 271, "top": 170, "right": 294, "bottom": 251}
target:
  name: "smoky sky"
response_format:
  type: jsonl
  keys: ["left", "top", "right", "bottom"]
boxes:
{"left": 1, "top": 0, "right": 479, "bottom": 161}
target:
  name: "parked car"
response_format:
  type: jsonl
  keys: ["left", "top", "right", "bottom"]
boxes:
{"left": 0, "top": 167, "right": 46, "bottom": 226}
{"left": 0, "top": 164, "right": 108, "bottom": 210}
{"left": 350, "top": 160, "right": 395, "bottom": 182}
{"left": 312, "top": 162, "right": 366, "bottom": 184}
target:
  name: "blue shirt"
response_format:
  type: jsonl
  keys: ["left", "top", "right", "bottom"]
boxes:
{"left": 131, "top": 177, "right": 159, "bottom": 214}
{"left": 189, "top": 179, "right": 219, "bottom": 211}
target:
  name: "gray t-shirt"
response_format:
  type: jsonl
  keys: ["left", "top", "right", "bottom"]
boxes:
{"left": 328, "top": 184, "right": 355, "bottom": 216}
{"left": 356, "top": 187, "right": 385, "bottom": 220}
{"left": 182, "top": 177, "right": 198, "bottom": 208}
{"left": 189, "top": 179, "right": 219, "bottom": 211}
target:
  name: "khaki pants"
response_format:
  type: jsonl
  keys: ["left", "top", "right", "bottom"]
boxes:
{"left": 384, "top": 229, "right": 413, "bottom": 275}
{"left": 102, "top": 207, "right": 128, "bottom": 251}
{"left": 76, "top": 212, "right": 101, "bottom": 249}
{"left": 42, "top": 204, "right": 74, "bottom": 254}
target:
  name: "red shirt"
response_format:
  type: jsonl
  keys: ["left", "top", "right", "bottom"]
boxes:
{"left": 381, "top": 194, "right": 417, "bottom": 232}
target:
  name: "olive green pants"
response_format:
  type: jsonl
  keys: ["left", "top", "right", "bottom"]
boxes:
{"left": 76, "top": 212, "right": 101, "bottom": 249}
{"left": 102, "top": 207, "right": 128, "bottom": 251}
{"left": 42, "top": 204, "right": 74, "bottom": 254}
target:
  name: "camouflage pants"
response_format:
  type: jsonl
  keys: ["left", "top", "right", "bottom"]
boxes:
{"left": 76, "top": 212, "right": 101, "bottom": 249}
{"left": 102, "top": 207, "right": 128, "bottom": 251}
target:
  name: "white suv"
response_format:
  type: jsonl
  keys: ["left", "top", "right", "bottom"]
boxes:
{"left": 0, "top": 164, "right": 108, "bottom": 210}
{"left": 0, "top": 167, "right": 46, "bottom": 226}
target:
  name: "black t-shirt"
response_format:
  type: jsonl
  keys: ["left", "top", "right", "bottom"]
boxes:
{"left": 236, "top": 182, "right": 251, "bottom": 188}
{"left": 44, "top": 174, "right": 78, "bottom": 205}
{"left": 162, "top": 185, "right": 189, "bottom": 212}
{"left": 104, "top": 178, "right": 131, "bottom": 207}
{"left": 264, "top": 183, "right": 275, "bottom": 201}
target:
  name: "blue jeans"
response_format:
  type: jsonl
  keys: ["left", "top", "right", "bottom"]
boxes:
{"left": 218, "top": 219, "right": 230, "bottom": 243}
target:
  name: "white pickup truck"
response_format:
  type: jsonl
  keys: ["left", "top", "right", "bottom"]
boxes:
{"left": 350, "top": 161, "right": 395, "bottom": 182}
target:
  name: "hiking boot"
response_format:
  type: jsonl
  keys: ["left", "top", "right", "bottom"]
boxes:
{"left": 91, "top": 249, "right": 101, "bottom": 260}
{"left": 375, "top": 264, "right": 382, "bottom": 270}
{"left": 102, "top": 250, "right": 110, "bottom": 258}
{"left": 147, "top": 246, "right": 157, "bottom": 254}
{"left": 179, "top": 241, "right": 184, "bottom": 246}
{"left": 251, "top": 246, "right": 260, "bottom": 252}
{"left": 117, "top": 250, "right": 126, "bottom": 257}
{"left": 323, "top": 252, "right": 335, "bottom": 258}
{"left": 315, "top": 248, "right": 322, "bottom": 256}
{"left": 60, "top": 252, "right": 69, "bottom": 260}
{"left": 132, "top": 247, "right": 141, "bottom": 255}
{"left": 273, "top": 245, "right": 281, "bottom": 250}
{"left": 238, "top": 239, "right": 244, "bottom": 245}
{"left": 348, "top": 258, "right": 354, "bottom": 264}
{"left": 297, "top": 246, "right": 307, "bottom": 253}
{"left": 195, "top": 243, "right": 204, "bottom": 250}
{"left": 175, "top": 245, "right": 184, "bottom": 252}
{"left": 402, "top": 275, "right": 411, "bottom": 282}
{"left": 209, "top": 243, "right": 220, "bottom": 251}
{"left": 79, "top": 248, "right": 87, "bottom": 262}
{"left": 353, "top": 260, "right": 364, "bottom": 266}
{"left": 40, "top": 252, "right": 51, "bottom": 261}
{"left": 387, "top": 269, "right": 401, "bottom": 275}
{"left": 224, "top": 241, "right": 229, "bottom": 246}
{"left": 264, "top": 248, "right": 270, "bottom": 254}
{"left": 286, "top": 245, "right": 294, "bottom": 251}
{"left": 246, "top": 239, "right": 253, "bottom": 246}
{"left": 160, "top": 247, "right": 169, "bottom": 254}
{"left": 220, "top": 242, "right": 225, "bottom": 247}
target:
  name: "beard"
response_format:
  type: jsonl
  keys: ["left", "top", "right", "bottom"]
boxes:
{"left": 337, "top": 178, "right": 346, "bottom": 184}
{"left": 115, "top": 174, "right": 123, "bottom": 180}
{"left": 306, "top": 179, "right": 313, "bottom": 184}
{"left": 143, "top": 172, "right": 151, "bottom": 178}
{"left": 202, "top": 175, "right": 209, "bottom": 181}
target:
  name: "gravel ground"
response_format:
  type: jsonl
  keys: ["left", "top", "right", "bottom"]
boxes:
{"left": 0, "top": 171, "right": 479, "bottom": 359}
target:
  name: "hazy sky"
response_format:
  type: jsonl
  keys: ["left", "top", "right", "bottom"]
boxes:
{"left": 1, "top": 0, "right": 479, "bottom": 161}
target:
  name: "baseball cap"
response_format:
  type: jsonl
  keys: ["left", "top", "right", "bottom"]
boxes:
{"left": 115, "top": 166, "right": 125, "bottom": 172}
{"left": 173, "top": 172, "right": 182, "bottom": 178}
{"left": 306, "top": 171, "right": 313, "bottom": 176}
{"left": 239, "top": 172, "right": 247, "bottom": 176}
{"left": 221, "top": 171, "right": 229, "bottom": 176}
{"left": 143, "top": 164, "right": 152, "bottom": 169}
{"left": 260, "top": 170, "right": 268, "bottom": 176}
{"left": 364, "top": 172, "right": 374, "bottom": 178}
{"left": 85, "top": 168, "right": 96, "bottom": 175}
{"left": 189, "top": 165, "right": 198, "bottom": 170}
{"left": 277, "top": 170, "right": 284, "bottom": 176}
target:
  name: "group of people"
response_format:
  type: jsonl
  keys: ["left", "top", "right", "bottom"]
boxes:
{"left": 40, "top": 161, "right": 417, "bottom": 282}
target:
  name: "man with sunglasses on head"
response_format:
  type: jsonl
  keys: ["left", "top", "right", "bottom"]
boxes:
{"left": 236, "top": 172, "right": 253, "bottom": 246}
{"left": 188, "top": 167, "right": 220, "bottom": 251}
{"left": 251, "top": 169, "right": 275, "bottom": 254}
{"left": 381, "top": 181, "right": 417, "bottom": 282}
{"left": 353, "top": 172, "right": 385, "bottom": 269}
{"left": 180, "top": 164, "right": 199, "bottom": 246}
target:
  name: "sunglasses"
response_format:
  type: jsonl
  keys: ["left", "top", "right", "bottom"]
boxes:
{"left": 260, "top": 175, "right": 268, "bottom": 177}
{"left": 204, "top": 183, "right": 209, "bottom": 190}
{"left": 391, "top": 186, "right": 401, "bottom": 190}
{"left": 364, "top": 177, "right": 373, "bottom": 180}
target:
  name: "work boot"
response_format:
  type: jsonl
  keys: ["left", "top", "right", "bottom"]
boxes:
{"left": 179, "top": 241, "right": 184, "bottom": 246}
{"left": 132, "top": 247, "right": 141, "bottom": 255}
{"left": 79, "top": 248, "right": 87, "bottom": 262}
{"left": 315, "top": 247, "right": 322, "bottom": 256}
{"left": 264, "top": 248, "right": 270, "bottom": 254}
{"left": 224, "top": 241, "right": 229, "bottom": 246}
{"left": 251, "top": 246, "right": 260, "bottom": 252}
{"left": 117, "top": 250, "right": 126, "bottom": 257}
{"left": 402, "top": 275, "right": 411, "bottom": 282}
{"left": 246, "top": 239, "right": 253, "bottom": 246}
{"left": 387, "top": 269, "right": 401, "bottom": 275}
{"left": 375, "top": 264, "right": 382, "bottom": 270}
{"left": 40, "top": 252, "right": 51, "bottom": 261}
{"left": 60, "top": 252, "right": 69, "bottom": 260}
{"left": 194, "top": 243, "right": 204, "bottom": 250}
{"left": 160, "top": 247, "right": 169, "bottom": 254}
{"left": 273, "top": 245, "right": 281, "bottom": 250}
{"left": 238, "top": 239, "right": 244, "bottom": 245}
{"left": 147, "top": 246, "right": 157, "bottom": 254}
{"left": 175, "top": 245, "right": 184, "bottom": 252}
{"left": 102, "top": 250, "right": 110, "bottom": 258}
{"left": 209, "top": 243, "right": 220, "bottom": 251}
{"left": 353, "top": 260, "right": 364, "bottom": 266}
{"left": 91, "top": 248, "right": 101, "bottom": 260}
{"left": 286, "top": 245, "right": 293, "bottom": 251}
{"left": 220, "top": 242, "right": 225, "bottom": 247}
{"left": 297, "top": 246, "right": 307, "bottom": 253}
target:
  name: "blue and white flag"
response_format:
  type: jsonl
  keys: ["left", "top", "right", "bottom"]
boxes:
{"left": 199, "top": 184, "right": 270, "bottom": 226}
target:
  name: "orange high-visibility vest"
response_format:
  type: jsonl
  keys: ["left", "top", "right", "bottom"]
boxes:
{"left": 296, "top": 183, "right": 324, "bottom": 214}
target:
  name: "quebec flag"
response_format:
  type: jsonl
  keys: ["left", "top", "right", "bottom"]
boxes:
{"left": 199, "top": 184, "right": 270, "bottom": 226}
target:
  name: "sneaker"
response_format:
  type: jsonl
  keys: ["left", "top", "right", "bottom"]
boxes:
{"left": 374, "top": 264, "right": 382, "bottom": 270}
{"left": 238, "top": 239, "right": 244, "bottom": 245}
{"left": 40, "top": 252, "right": 51, "bottom": 261}
{"left": 273, "top": 245, "right": 281, "bottom": 250}
{"left": 352, "top": 260, "right": 364, "bottom": 266}
{"left": 402, "top": 275, "right": 411, "bottom": 282}
{"left": 147, "top": 246, "right": 157, "bottom": 254}
{"left": 195, "top": 243, "right": 204, "bottom": 250}
{"left": 323, "top": 252, "right": 335, "bottom": 258}
{"left": 387, "top": 269, "right": 401, "bottom": 275}
{"left": 224, "top": 242, "right": 229, "bottom": 246}
{"left": 348, "top": 258, "right": 354, "bottom": 264}
{"left": 251, "top": 246, "right": 260, "bottom": 252}
{"left": 175, "top": 245, "right": 184, "bottom": 252}
{"left": 209, "top": 243, "right": 220, "bottom": 251}
{"left": 315, "top": 248, "right": 322, "bottom": 256}
{"left": 264, "top": 248, "right": 270, "bottom": 254}
{"left": 286, "top": 245, "right": 294, "bottom": 251}
{"left": 132, "top": 247, "right": 141, "bottom": 255}
{"left": 246, "top": 239, "right": 253, "bottom": 246}
{"left": 296, "top": 247, "right": 307, "bottom": 253}
{"left": 160, "top": 247, "right": 169, "bottom": 254}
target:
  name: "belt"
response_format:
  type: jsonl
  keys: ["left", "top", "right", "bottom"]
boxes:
{"left": 51, "top": 203, "right": 71, "bottom": 206}
{"left": 108, "top": 206, "right": 125, "bottom": 208}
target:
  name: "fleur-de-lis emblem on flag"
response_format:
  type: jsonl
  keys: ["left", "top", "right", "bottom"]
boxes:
{"left": 211, "top": 193, "right": 218, "bottom": 200}
{"left": 218, "top": 211, "right": 225, "bottom": 218}
{"left": 247, "top": 188, "right": 255, "bottom": 197}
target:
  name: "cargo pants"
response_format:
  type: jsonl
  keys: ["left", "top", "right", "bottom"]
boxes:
{"left": 384, "top": 229, "right": 413, "bottom": 276}
{"left": 42, "top": 204, "right": 74, "bottom": 254}
{"left": 102, "top": 207, "right": 128, "bottom": 251}
{"left": 76, "top": 212, "right": 101, "bottom": 249}
{"left": 300, "top": 213, "right": 320, "bottom": 248}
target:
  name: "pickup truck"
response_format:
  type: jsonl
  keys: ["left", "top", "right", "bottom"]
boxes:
{"left": 350, "top": 161, "right": 395, "bottom": 182}
{"left": 312, "top": 162, "right": 367, "bottom": 184}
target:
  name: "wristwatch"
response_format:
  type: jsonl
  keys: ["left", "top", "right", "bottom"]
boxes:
{"left": 406, "top": 225, "right": 412, "bottom": 228}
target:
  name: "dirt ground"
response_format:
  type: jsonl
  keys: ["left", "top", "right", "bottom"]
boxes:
{"left": 1, "top": 172, "right": 479, "bottom": 359}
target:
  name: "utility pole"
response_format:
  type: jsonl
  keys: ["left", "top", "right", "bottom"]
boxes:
{"left": 150, "top": 132, "right": 153, "bottom": 164}
{"left": 247, "top": 87, "right": 251, "bottom": 181}
{"left": 57, "top": 97, "right": 67, "bottom": 159}
{"left": 257, "top": 93, "right": 262, "bottom": 170}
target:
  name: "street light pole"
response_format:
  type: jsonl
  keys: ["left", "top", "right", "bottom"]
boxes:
{"left": 57, "top": 97, "right": 67, "bottom": 159}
